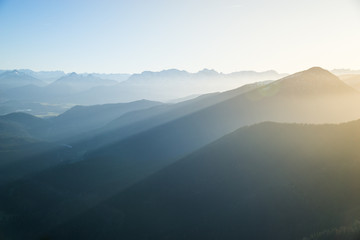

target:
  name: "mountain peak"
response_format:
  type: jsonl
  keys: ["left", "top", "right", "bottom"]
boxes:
{"left": 3, "top": 70, "right": 26, "bottom": 77}
{"left": 12, "top": 70, "right": 20, "bottom": 75}
{"left": 0, "top": 70, "right": 47, "bottom": 89}
{"left": 298, "top": 67, "right": 337, "bottom": 78}
{"left": 307, "top": 66, "right": 327, "bottom": 72}
{"left": 69, "top": 72, "right": 78, "bottom": 76}
{"left": 289, "top": 67, "right": 337, "bottom": 80}
{"left": 251, "top": 67, "right": 358, "bottom": 98}
{"left": 197, "top": 68, "right": 219, "bottom": 76}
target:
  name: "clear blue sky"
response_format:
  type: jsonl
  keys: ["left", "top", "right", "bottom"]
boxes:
{"left": 0, "top": 0, "right": 359, "bottom": 74}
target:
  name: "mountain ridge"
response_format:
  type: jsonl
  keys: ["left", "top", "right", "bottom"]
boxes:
{"left": 48, "top": 119, "right": 360, "bottom": 240}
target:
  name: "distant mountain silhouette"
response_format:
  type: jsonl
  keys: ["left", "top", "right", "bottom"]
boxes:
{"left": 0, "top": 70, "right": 132, "bottom": 115}
{"left": 1, "top": 68, "right": 285, "bottom": 105}
{"left": 49, "top": 120, "right": 360, "bottom": 240}
{"left": 16, "top": 69, "right": 66, "bottom": 83}
{"left": 87, "top": 73, "right": 130, "bottom": 82}
{"left": 3, "top": 73, "right": 118, "bottom": 104}
{"left": 49, "top": 72, "right": 118, "bottom": 92}
{"left": 126, "top": 68, "right": 284, "bottom": 83}
{"left": 0, "top": 70, "right": 45, "bottom": 89}
{"left": 73, "top": 69, "right": 285, "bottom": 104}
{"left": 0, "top": 69, "right": 130, "bottom": 83}
{"left": 332, "top": 68, "right": 360, "bottom": 75}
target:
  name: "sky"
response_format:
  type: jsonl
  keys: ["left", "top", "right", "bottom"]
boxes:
{"left": 0, "top": 0, "right": 359, "bottom": 74}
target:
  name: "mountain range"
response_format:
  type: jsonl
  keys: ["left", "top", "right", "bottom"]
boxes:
{"left": 1, "top": 69, "right": 286, "bottom": 107}
{"left": 0, "top": 70, "right": 46, "bottom": 90}
{"left": 1, "top": 67, "right": 360, "bottom": 240}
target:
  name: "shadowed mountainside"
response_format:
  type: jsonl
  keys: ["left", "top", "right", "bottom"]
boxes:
{"left": 50, "top": 120, "right": 360, "bottom": 240}
{"left": 46, "top": 99, "right": 162, "bottom": 141}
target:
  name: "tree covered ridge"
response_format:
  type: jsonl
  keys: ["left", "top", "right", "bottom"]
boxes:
{"left": 303, "top": 221, "right": 360, "bottom": 240}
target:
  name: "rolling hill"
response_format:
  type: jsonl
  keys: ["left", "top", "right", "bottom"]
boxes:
{"left": 0, "top": 112, "right": 49, "bottom": 139}
{"left": 0, "top": 100, "right": 164, "bottom": 184}
{"left": 46, "top": 99, "right": 162, "bottom": 141}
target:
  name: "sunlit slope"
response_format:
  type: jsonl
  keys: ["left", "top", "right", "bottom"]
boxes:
{"left": 52, "top": 120, "right": 360, "bottom": 240}
{"left": 339, "top": 74, "right": 360, "bottom": 91}
{"left": 83, "top": 67, "right": 360, "bottom": 169}
{"left": 70, "top": 81, "right": 266, "bottom": 152}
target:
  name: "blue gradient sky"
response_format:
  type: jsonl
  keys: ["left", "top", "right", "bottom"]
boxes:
{"left": 0, "top": 0, "right": 359, "bottom": 73}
